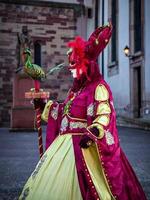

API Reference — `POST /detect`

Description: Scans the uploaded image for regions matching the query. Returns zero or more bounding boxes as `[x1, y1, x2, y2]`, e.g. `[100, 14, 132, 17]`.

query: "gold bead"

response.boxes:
[87, 140, 92, 146]
[95, 39, 99, 45]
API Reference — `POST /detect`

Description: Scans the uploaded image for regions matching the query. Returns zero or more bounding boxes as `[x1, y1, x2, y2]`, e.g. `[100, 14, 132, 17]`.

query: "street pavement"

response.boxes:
[0, 126, 150, 200]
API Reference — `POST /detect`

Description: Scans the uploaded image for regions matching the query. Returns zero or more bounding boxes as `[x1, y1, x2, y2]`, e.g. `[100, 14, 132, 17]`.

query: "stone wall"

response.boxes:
[0, 1, 84, 126]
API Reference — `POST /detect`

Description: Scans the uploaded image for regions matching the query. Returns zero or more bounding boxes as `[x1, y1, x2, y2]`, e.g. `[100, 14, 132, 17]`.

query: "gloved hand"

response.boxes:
[89, 126, 99, 137]
[79, 135, 93, 149]
[33, 98, 46, 111]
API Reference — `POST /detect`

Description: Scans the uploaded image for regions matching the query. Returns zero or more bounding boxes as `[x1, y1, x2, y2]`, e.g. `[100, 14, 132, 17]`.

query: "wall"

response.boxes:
[0, 1, 84, 126]
[144, 0, 150, 117]
[103, 0, 130, 116]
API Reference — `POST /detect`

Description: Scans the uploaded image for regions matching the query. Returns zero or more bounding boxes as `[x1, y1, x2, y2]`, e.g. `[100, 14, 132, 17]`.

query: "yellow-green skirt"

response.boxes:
[19, 134, 113, 200]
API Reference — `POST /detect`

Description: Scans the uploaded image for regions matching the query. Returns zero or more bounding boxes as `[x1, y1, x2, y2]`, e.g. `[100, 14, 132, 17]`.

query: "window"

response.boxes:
[34, 41, 41, 66]
[111, 0, 117, 62]
[108, 0, 118, 76]
[130, 0, 144, 56]
[134, 0, 142, 52]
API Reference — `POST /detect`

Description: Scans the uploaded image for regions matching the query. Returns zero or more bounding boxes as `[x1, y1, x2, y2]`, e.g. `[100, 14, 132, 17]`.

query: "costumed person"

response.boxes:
[19, 22, 147, 200]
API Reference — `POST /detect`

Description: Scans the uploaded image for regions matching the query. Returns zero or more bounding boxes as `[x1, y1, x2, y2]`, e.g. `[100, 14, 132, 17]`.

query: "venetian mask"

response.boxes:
[67, 36, 89, 80]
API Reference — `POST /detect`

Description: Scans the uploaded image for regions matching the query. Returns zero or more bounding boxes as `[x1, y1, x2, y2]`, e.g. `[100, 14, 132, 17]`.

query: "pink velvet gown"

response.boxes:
[19, 24, 147, 200]
[41, 77, 147, 200]
[19, 77, 147, 200]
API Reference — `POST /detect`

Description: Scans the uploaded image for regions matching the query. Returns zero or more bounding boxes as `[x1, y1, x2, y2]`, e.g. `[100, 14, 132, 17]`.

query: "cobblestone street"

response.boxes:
[0, 126, 150, 200]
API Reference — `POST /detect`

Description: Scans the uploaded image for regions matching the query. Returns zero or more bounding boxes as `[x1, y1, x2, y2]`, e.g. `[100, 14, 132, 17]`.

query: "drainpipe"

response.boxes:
[95, 0, 99, 28]
[101, 0, 104, 77]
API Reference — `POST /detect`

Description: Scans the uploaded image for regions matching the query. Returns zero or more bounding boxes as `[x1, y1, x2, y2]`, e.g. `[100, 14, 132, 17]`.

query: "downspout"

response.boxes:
[101, 0, 104, 77]
[95, 0, 99, 28]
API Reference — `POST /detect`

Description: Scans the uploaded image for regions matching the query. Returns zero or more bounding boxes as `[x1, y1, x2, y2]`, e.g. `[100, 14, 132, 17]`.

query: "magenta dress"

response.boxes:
[43, 77, 147, 200]
[19, 24, 147, 200]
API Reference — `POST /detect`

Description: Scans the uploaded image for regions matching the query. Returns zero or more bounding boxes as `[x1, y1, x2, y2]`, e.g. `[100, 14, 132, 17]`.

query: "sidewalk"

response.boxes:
[117, 115, 150, 131]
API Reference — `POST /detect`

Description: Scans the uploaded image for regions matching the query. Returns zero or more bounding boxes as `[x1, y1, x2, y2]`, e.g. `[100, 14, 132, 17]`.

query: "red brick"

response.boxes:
[0, 2, 77, 127]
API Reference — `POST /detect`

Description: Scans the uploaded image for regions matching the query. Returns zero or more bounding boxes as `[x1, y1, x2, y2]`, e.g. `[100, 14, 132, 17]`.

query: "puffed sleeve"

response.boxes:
[86, 84, 112, 140]
[42, 100, 65, 149]
[41, 100, 53, 122]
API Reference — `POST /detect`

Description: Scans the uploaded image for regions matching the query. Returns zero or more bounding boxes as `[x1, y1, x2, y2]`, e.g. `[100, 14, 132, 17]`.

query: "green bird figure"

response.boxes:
[16, 48, 65, 81]
[22, 48, 46, 81]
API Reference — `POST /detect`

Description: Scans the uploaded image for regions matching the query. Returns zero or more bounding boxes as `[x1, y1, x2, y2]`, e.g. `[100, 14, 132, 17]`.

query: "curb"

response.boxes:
[117, 116, 150, 131]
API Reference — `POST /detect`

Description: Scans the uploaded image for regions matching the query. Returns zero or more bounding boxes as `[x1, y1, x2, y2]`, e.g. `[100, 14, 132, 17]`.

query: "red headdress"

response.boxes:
[67, 22, 113, 80]
[67, 36, 90, 80]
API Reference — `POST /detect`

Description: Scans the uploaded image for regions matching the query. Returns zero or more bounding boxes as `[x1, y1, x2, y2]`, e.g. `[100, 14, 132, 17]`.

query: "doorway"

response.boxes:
[133, 66, 142, 117]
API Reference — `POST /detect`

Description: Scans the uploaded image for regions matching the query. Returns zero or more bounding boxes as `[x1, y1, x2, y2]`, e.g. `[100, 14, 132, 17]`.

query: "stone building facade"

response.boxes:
[1, 0, 149, 127]
[0, 0, 87, 127]
[97, 0, 150, 123]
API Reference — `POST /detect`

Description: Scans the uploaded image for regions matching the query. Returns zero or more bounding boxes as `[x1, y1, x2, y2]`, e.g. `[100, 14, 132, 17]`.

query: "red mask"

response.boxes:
[67, 22, 113, 80]
[67, 36, 90, 80]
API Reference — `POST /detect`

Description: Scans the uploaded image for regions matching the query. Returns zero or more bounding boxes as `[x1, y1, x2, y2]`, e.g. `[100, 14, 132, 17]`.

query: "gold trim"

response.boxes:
[66, 114, 87, 122]
[59, 132, 83, 136]
[96, 102, 111, 115]
[95, 84, 109, 101]
[41, 100, 53, 122]
[81, 143, 115, 199]
[93, 115, 110, 126]
[95, 144, 116, 200]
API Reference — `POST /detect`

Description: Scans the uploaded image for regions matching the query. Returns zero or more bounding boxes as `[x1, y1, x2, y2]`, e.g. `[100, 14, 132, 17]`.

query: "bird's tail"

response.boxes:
[15, 66, 23, 73]
[46, 62, 66, 76]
